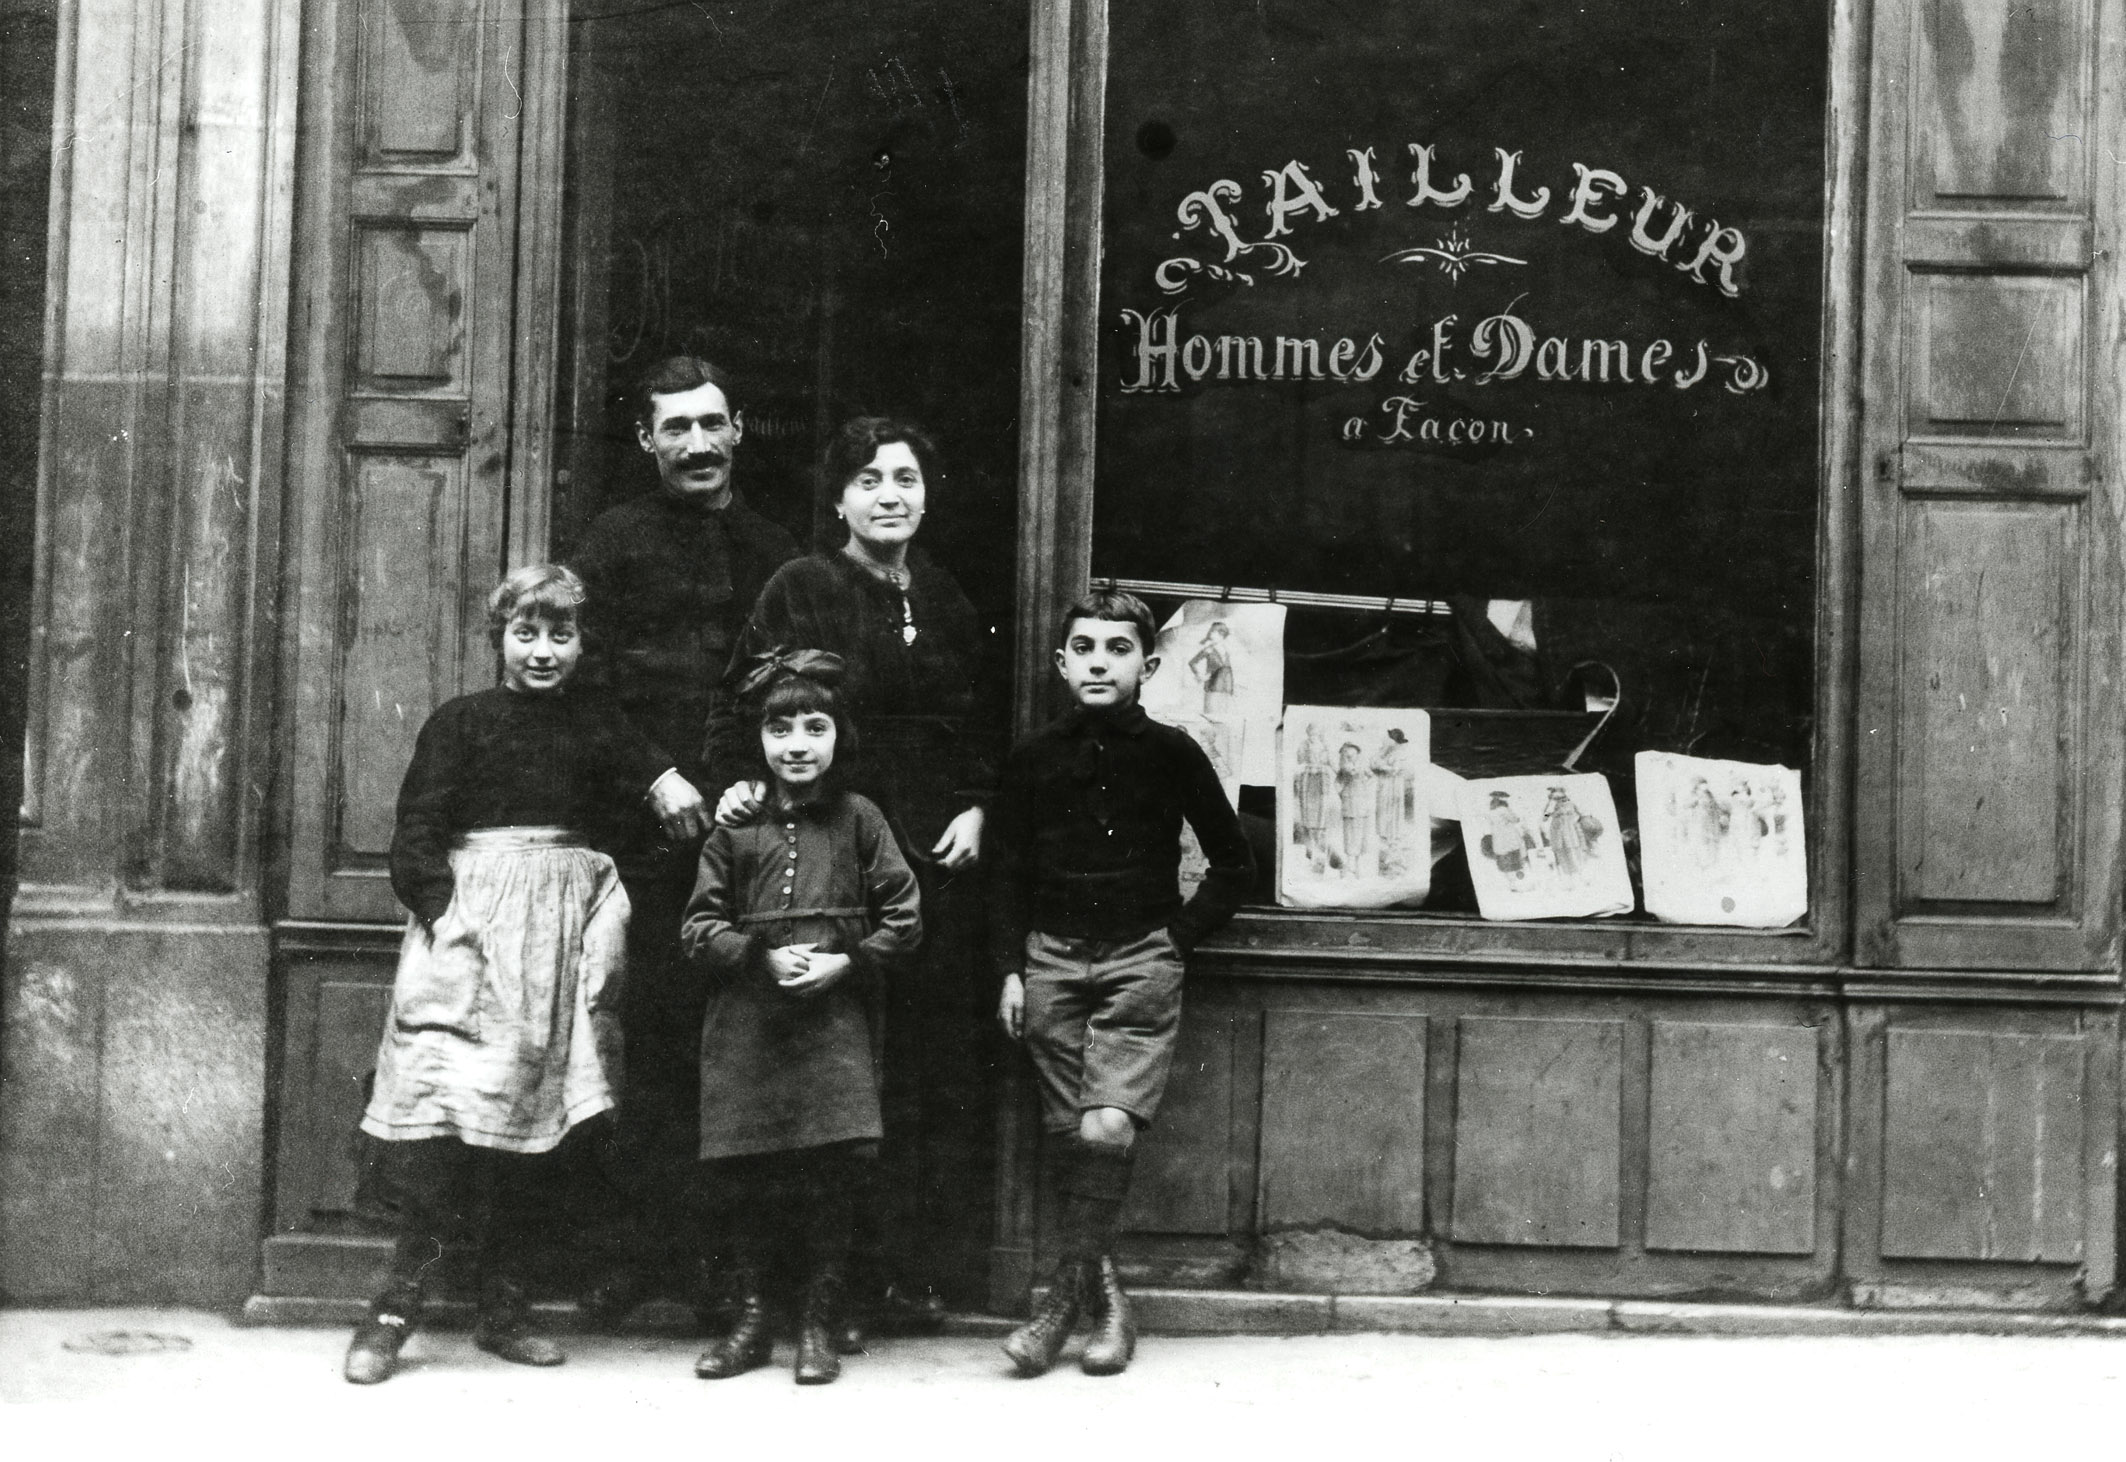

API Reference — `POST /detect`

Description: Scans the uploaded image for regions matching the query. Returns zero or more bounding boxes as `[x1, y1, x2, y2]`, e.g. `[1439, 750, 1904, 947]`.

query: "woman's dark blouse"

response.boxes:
[704, 549, 1002, 854]
[390, 687, 673, 926]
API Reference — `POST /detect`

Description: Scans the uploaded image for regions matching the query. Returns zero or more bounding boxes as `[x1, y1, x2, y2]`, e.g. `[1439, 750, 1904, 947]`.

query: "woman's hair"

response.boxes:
[486, 563, 585, 648]
[749, 670, 859, 777]
[816, 416, 942, 540]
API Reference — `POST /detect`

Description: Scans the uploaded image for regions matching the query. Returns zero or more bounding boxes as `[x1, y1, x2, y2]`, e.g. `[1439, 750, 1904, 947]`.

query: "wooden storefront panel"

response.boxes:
[270, 950, 394, 1236]
[1121, 1007, 1240, 1235]
[1450, 1016, 1622, 1249]
[1856, 0, 2124, 971]
[1897, 501, 2075, 906]
[283, 0, 534, 923]
[1645, 1020, 1817, 1255]
[1880, 1027, 2085, 1262]
[1258, 1012, 1427, 1234]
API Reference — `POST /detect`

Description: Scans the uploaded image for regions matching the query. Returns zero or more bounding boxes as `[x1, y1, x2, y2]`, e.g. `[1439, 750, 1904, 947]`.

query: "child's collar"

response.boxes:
[1065, 701, 1150, 736]
[769, 786, 841, 818]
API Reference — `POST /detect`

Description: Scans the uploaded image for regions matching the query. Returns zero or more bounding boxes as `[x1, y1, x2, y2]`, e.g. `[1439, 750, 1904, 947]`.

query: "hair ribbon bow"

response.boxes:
[732, 646, 846, 699]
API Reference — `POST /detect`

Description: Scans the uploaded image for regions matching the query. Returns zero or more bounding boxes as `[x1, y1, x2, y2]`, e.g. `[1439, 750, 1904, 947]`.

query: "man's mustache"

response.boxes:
[678, 452, 729, 469]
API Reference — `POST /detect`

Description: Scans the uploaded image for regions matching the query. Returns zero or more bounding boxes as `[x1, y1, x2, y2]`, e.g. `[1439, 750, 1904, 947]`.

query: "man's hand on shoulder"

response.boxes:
[648, 769, 711, 840]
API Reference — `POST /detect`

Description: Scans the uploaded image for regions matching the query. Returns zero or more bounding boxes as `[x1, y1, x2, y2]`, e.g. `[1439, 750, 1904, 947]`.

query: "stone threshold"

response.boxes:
[244, 1289, 2126, 1339]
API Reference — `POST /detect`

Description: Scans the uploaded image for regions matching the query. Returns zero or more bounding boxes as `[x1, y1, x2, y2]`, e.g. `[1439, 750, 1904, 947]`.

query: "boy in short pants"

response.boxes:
[990, 589, 1254, 1376]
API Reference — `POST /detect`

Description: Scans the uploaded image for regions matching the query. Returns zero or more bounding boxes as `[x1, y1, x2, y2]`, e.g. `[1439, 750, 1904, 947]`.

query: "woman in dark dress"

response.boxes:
[703, 416, 1002, 1328]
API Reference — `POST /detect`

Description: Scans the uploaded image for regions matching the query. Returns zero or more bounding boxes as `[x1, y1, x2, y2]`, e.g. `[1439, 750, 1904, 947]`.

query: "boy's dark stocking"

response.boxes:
[1059, 1135, 1138, 1376]
[1056, 1135, 1134, 1264]
[1002, 1136, 1096, 1377]
[695, 1155, 774, 1380]
[473, 1150, 565, 1367]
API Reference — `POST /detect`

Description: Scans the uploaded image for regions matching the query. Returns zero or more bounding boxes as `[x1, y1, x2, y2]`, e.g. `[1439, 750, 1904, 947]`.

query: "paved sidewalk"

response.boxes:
[6, 1305, 2125, 1459]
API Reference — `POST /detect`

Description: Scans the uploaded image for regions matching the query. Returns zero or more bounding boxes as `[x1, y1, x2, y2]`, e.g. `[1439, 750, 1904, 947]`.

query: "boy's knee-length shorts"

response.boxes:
[1021, 928, 1184, 1134]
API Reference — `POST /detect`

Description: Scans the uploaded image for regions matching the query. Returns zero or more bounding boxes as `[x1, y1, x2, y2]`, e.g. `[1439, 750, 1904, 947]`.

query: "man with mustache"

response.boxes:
[569, 355, 803, 1323]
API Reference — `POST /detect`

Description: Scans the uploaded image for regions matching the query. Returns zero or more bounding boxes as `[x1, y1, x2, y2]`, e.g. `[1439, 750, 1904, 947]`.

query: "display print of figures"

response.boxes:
[1142, 599, 1287, 786]
[1293, 722, 1333, 857]
[1371, 728, 1418, 877]
[1186, 621, 1239, 774]
[1636, 751, 1806, 927]
[1541, 785, 1602, 885]
[1459, 773, 1633, 920]
[1190, 620, 1236, 715]
[1277, 706, 1430, 909]
[1481, 790, 1536, 882]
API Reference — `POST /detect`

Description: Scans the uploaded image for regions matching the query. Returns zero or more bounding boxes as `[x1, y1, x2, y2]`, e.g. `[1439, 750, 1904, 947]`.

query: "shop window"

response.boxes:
[1092, 0, 1831, 935]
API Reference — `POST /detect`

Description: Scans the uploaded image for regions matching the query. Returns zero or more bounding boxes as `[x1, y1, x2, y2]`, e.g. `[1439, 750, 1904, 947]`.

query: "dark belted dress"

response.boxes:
[680, 791, 922, 1159]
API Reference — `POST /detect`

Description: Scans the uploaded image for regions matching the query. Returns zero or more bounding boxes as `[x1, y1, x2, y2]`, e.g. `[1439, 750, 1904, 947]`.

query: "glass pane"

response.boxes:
[1097, 0, 1828, 921]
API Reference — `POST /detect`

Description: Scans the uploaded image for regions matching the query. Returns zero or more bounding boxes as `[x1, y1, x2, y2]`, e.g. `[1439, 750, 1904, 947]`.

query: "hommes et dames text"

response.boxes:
[1116, 145, 1774, 447]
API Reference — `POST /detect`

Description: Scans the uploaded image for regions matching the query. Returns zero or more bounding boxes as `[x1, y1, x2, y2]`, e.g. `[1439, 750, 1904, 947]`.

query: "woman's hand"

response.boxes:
[765, 942, 816, 982]
[779, 949, 852, 1000]
[997, 973, 1025, 1041]
[715, 779, 768, 827]
[931, 806, 985, 870]
[648, 771, 711, 841]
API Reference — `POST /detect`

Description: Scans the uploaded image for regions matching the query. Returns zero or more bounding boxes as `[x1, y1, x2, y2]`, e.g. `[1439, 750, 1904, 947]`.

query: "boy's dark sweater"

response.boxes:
[987, 701, 1254, 978]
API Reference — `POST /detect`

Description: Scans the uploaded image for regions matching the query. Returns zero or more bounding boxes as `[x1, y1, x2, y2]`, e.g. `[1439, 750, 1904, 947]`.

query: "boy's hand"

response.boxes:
[779, 950, 851, 1000]
[997, 973, 1025, 1042]
[648, 770, 711, 841]
[765, 942, 816, 982]
[930, 806, 985, 870]
[715, 780, 768, 828]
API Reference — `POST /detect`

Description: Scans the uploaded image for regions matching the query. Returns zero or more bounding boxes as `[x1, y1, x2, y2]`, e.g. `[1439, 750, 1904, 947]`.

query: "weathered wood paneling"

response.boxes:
[362, 0, 474, 161]
[310, 979, 394, 1218]
[1450, 1016, 1622, 1249]
[1856, 0, 2121, 971]
[354, 227, 468, 387]
[1914, 0, 2086, 206]
[1645, 1020, 1817, 1255]
[1121, 1006, 1234, 1235]
[1899, 501, 2071, 905]
[284, 0, 526, 922]
[1259, 1011, 1426, 1234]
[1908, 275, 2082, 438]
[334, 458, 459, 861]
[1881, 1027, 2084, 1262]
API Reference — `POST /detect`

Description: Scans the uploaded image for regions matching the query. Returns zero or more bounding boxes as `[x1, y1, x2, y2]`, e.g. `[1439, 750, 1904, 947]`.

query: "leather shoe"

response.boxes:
[1001, 1260, 1083, 1377]
[473, 1318, 566, 1367]
[342, 1311, 413, 1385]
[1079, 1255, 1135, 1376]
[696, 1269, 772, 1379]
[794, 1267, 844, 1385]
[474, 1276, 564, 1366]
